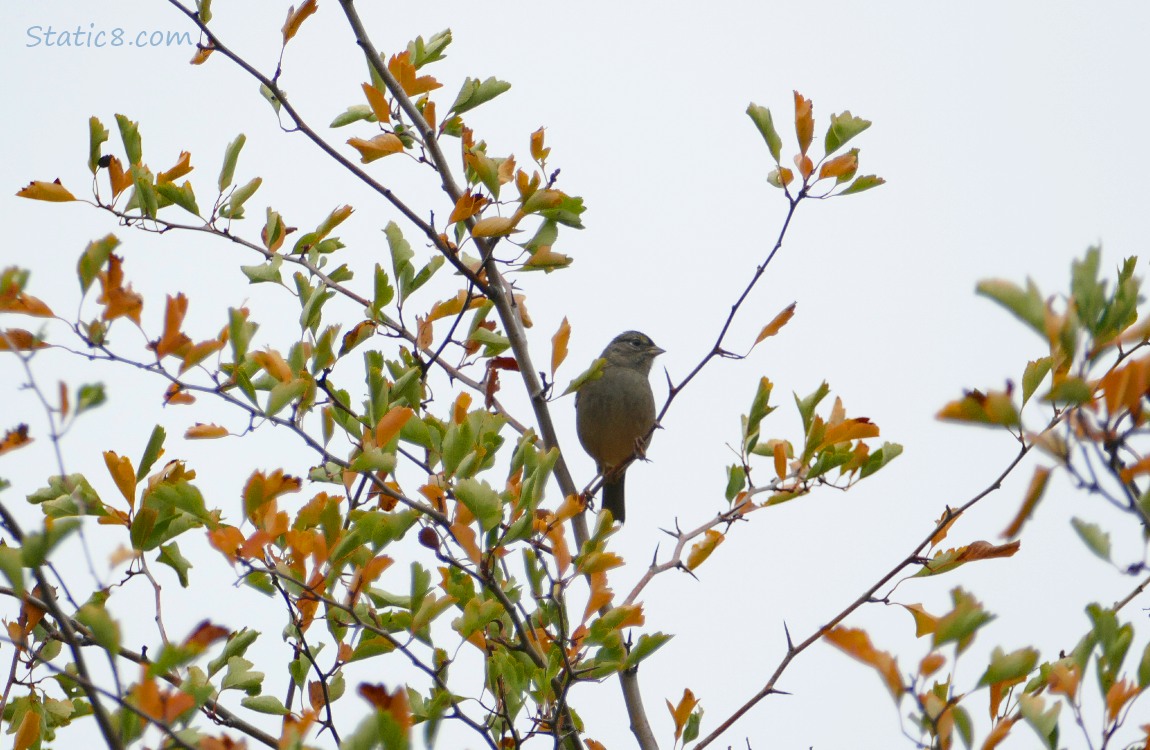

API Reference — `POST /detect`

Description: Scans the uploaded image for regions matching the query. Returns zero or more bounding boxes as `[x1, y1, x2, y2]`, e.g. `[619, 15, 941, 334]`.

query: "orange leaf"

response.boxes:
[824, 626, 903, 700]
[551, 317, 570, 376]
[107, 156, 132, 198]
[190, 45, 214, 65]
[794, 91, 814, 156]
[153, 293, 192, 359]
[0, 288, 54, 318]
[387, 51, 441, 95]
[183, 621, 230, 651]
[207, 525, 244, 562]
[16, 179, 76, 202]
[919, 652, 945, 677]
[103, 451, 137, 507]
[374, 406, 414, 447]
[1001, 466, 1050, 538]
[96, 254, 143, 323]
[819, 417, 879, 449]
[931, 508, 961, 546]
[357, 683, 413, 731]
[0, 329, 46, 351]
[347, 134, 405, 163]
[282, 0, 318, 43]
[754, 302, 796, 346]
[448, 192, 487, 224]
[361, 82, 391, 124]
[0, 424, 32, 455]
[772, 442, 787, 480]
[1105, 678, 1140, 722]
[164, 383, 196, 405]
[178, 338, 225, 374]
[794, 153, 814, 181]
[185, 423, 229, 439]
[818, 151, 858, 181]
[157, 151, 193, 183]
[452, 392, 471, 425]
[981, 717, 1017, 750]
[582, 571, 613, 623]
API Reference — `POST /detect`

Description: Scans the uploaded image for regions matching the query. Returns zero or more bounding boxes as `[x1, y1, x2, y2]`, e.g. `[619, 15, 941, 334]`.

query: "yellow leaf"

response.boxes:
[550, 317, 570, 376]
[819, 418, 879, 449]
[16, 179, 76, 202]
[470, 214, 521, 238]
[524, 248, 572, 271]
[281, 0, 318, 43]
[157, 151, 193, 183]
[772, 442, 787, 480]
[190, 45, 214, 65]
[754, 302, 796, 345]
[686, 529, 724, 570]
[103, 451, 137, 507]
[361, 82, 391, 124]
[530, 127, 550, 163]
[666, 689, 699, 742]
[185, 423, 229, 439]
[347, 134, 405, 163]
[899, 603, 939, 637]
[251, 349, 293, 382]
[107, 156, 132, 198]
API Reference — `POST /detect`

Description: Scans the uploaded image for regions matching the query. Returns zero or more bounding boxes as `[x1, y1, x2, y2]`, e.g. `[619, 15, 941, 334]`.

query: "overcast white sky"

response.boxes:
[3, 2, 1150, 748]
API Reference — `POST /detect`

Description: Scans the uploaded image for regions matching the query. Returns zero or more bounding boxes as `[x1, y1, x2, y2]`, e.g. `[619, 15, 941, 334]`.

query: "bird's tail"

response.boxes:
[601, 474, 625, 524]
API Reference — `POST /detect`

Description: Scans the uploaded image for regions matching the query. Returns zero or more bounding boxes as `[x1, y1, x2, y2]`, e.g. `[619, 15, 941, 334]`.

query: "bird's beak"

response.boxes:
[651, 345, 666, 357]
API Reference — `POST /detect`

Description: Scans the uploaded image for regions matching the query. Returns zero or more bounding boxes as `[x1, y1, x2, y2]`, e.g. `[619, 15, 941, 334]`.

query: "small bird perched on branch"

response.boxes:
[575, 331, 664, 523]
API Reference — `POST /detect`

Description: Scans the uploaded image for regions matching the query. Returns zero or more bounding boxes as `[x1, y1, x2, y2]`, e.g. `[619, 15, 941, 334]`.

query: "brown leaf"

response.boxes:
[374, 406, 414, 447]
[153, 293, 192, 359]
[824, 626, 902, 700]
[157, 151, 193, 183]
[0, 288, 54, 317]
[107, 156, 132, 198]
[190, 45, 214, 65]
[0, 329, 46, 351]
[1001, 466, 1050, 538]
[96, 254, 143, 323]
[448, 192, 487, 224]
[183, 621, 230, 651]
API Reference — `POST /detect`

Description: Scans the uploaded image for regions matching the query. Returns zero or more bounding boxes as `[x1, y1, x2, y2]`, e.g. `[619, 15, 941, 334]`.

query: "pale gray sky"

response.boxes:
[3, 2, 1150, 748]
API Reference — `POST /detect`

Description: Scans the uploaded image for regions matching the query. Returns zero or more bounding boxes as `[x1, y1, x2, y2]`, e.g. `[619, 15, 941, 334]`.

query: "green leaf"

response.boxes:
[1070, 517, 1111, 562]
[1018, 694, 1060, 750]
[266, 379, 308, 417]
[221, 656, 265, 695]
[746, 103, 782, 163]
[932, 588, 994, 654]
[130, 165, 158, 219]
[1070, 246, 1105, 332]
[0, 545, 25, 597]
[449, 76, 511, 115]
[824, 111, 872, 155]
[76, 383, 106, 415]
[453, 478, 502, 533]
[623, 632, 672, 670]
[839, 174, 885, 195]
[157, 542, 192, 587]
[136, 425, 166, 478]
[218, 134, 246, 192]
[330, 104, 377, 128]
[241, 256, 283, 284]
[372, 264, 395, 314]
[259, 83, 282, 114]
[115, 114, 143, 165]
[976, 278, 1046, 337]
[77, 234, 120, 294]
[207, 629, 260, 677]
[794, 381, 830, 434]
[859, 441, 902, 479]
[978, 646, 1039, 687]
[407, 29, 452, 67]
[241, 695, 289, 715]
[155, 181, 200, 217]
[88, 116, 109, 174]
[1021, 357, 1052, 406]
[220, 177, 262, 220]
[724, 464, 746, 501]
[385, 221, 415, 302]
[77, 602, 121, 652]
[196, 0, 213, 22]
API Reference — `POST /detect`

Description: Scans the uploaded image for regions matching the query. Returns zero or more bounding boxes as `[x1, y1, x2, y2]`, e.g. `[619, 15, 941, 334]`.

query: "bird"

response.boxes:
[575, 331, 664, 523]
